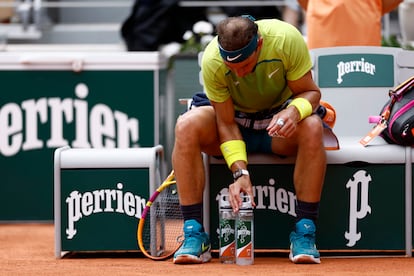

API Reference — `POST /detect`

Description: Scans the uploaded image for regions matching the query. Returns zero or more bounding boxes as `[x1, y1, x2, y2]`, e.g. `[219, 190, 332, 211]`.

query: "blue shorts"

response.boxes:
[239, 127, 273, 153]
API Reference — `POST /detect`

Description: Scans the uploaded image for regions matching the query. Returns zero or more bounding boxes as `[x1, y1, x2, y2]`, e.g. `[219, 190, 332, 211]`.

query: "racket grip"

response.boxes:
[369, 116, 381, 124]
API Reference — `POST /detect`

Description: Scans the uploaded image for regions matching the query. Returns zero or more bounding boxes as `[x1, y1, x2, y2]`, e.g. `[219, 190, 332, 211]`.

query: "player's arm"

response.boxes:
[211, 97, 241, 144]
[267, 71, 320, 138]
[287, 70, 321, 117]
[211, 98, 255, 211]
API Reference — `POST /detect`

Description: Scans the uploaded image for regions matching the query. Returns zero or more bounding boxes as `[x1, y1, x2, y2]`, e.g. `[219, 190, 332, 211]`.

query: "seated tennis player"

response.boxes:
[172, 15, 326, 264]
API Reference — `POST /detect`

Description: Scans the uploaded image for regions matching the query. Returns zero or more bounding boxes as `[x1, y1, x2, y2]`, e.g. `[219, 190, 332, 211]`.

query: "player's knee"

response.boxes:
[299, 115, 324, 140]
[175, 113, 195, 138]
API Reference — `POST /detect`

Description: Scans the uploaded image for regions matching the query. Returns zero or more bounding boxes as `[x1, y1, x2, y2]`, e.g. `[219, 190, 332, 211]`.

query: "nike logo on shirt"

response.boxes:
[268, 68, 280, 78]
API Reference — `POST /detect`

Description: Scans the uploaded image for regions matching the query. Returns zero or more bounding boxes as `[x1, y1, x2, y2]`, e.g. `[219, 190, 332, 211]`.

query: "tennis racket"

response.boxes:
[137, 170, 184, 260]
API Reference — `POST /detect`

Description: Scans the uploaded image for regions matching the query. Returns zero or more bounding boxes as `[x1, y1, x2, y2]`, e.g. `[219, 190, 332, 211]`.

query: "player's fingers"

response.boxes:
[268, 117, 288, 137]
[278, 123, 296, 138]
[229, 183, 241, 212]
[243, 186, 256, 207]
[248, 193, 256, 207]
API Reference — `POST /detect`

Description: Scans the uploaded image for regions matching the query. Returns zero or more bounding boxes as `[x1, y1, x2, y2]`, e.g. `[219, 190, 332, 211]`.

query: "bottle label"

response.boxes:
[236, 220, 252, 258]
[219, 218, 235, 258]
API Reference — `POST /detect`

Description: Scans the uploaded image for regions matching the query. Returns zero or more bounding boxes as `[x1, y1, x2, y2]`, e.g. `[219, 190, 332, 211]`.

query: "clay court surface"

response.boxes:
[1, 223, 414, 275]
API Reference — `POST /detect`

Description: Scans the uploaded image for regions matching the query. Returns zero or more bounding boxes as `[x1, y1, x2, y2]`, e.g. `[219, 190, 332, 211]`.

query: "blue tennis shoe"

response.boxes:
[173, 219, 212, 264]
[289, 218, 321, 264]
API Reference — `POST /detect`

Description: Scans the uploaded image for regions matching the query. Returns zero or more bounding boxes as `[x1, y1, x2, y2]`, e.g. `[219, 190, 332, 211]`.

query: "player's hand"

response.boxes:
[228, 176, 255, 212]
[266, 109, 298, 138]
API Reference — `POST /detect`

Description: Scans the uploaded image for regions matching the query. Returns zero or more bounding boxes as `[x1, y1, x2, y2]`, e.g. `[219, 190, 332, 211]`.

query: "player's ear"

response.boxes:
[257, 36, 263, 50]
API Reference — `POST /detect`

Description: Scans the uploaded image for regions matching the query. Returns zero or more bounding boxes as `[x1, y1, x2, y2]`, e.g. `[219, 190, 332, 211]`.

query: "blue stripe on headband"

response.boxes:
[219, 33, 258, 63]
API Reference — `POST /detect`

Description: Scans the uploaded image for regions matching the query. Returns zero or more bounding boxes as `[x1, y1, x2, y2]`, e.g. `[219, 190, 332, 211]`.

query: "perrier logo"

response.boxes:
[220, 220, 235, 243]
[336, 58, 375, 84]
[237, 221, 251, 245]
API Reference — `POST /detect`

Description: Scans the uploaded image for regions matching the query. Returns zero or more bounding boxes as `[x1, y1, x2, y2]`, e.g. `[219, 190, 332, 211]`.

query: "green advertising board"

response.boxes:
[60, 168, 149, 252]
[54, 146, 163, 256]
[0, 52, 170, 221]
[209, 159, 405, 253]
[317, 54, 394, 88]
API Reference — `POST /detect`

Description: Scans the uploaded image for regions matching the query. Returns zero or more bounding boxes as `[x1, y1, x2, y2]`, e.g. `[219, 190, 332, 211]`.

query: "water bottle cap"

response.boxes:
[219, 193, 231, 209]
[240, 194, 253, 210]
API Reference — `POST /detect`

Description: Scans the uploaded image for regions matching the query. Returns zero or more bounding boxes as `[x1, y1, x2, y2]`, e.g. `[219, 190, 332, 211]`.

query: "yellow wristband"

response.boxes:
[288, 98, 313, 121]
[220, 140, 247, 169]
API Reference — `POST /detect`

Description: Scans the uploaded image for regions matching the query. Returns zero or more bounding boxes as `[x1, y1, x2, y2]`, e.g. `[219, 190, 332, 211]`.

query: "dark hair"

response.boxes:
[217, 16, 258, 51]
